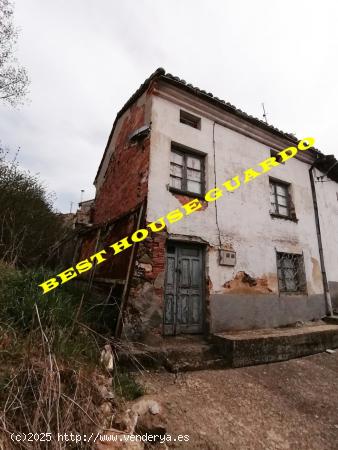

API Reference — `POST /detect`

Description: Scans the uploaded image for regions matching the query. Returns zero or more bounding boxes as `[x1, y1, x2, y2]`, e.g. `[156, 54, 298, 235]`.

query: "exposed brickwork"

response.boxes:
[93, 100, 150, 225]
[172, 192, 209, 210]
[77, 86, 169, 340]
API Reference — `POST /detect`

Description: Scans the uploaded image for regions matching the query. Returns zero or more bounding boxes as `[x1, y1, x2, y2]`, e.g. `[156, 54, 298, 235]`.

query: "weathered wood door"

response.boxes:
[164, 243, 204, 335]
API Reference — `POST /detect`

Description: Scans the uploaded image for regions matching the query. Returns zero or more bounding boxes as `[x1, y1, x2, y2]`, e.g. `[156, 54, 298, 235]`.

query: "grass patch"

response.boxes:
[114, 371, 145, 400]
[0, 263, 111, 365]
[0, 262, 147, 448]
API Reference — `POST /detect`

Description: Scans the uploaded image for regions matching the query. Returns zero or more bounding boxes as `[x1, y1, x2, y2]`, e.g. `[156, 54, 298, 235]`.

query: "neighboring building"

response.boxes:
[79, 68, 338, 341]
[58, 199, 94, 229]
[74, 199, 94, 227]
[58, 212, 76, 228]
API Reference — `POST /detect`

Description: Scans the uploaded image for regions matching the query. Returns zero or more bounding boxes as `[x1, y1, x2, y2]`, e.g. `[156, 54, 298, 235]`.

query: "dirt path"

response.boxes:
[137, 352, 338, 450]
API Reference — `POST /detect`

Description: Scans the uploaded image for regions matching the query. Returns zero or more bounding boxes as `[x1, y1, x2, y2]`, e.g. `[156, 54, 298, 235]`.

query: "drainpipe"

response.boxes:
[309, 163, 333, 316]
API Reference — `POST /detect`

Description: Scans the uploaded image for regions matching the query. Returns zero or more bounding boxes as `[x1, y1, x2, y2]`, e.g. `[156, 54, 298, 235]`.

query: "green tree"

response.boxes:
[0, 146, 67, 266]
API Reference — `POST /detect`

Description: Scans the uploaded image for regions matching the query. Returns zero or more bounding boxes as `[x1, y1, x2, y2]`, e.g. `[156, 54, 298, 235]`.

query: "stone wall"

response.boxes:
[123, 229, 167, 343]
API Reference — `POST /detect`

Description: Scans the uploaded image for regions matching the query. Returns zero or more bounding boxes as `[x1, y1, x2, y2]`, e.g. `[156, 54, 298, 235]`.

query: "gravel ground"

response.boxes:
[137, 352, 338, 450]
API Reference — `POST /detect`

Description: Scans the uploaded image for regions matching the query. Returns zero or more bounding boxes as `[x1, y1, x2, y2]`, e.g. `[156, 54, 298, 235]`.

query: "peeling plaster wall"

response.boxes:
[314, 168, 338, 310]
[146, 91, 327, 331]
[123, 230, 167, 342]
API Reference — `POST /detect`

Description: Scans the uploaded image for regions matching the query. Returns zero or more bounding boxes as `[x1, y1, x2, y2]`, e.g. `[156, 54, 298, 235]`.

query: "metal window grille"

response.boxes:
[170, 148, 204, 195]
[270, 180, 290, 217]
[276, 252, 306, 294]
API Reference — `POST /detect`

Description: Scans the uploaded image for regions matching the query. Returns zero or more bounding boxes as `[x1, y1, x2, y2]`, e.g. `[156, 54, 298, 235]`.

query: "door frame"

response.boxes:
[163, 239, 206, 336]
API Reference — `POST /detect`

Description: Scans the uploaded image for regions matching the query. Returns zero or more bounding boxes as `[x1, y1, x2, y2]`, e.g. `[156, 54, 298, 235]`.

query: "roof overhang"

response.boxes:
[94, 68, 335, 184]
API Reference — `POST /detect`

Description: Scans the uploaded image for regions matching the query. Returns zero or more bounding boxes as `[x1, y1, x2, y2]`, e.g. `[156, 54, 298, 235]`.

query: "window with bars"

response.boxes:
[276, 252, 306, 294]
[269, 179, 290, 217]
[170, 147, 204, 195]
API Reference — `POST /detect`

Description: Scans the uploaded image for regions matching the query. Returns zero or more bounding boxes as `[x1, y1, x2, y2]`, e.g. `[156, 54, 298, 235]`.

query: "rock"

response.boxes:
[95, 432, 144, 449]
[138, 263, 152, 273]
[130, 398, 162, 417]
[130, 397, 166, 437]
[149, 403, 160, 415]
[92, 374, 115, 407]
[154, 272, 165, 289]
[100, 402, 112, 415]
[98, 384, 115, 400]
[135, 413, 166, 440]
[139, 253, 152, 264]
[111, 397, 166, 447]
[114, 408, 138, 433]
[100, 345, 114, 370]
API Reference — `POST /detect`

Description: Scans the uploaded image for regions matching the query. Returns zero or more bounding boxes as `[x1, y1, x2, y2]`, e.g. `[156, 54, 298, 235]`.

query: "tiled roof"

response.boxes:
[160, 68, 299, 143]
[95, 68, 331, 183]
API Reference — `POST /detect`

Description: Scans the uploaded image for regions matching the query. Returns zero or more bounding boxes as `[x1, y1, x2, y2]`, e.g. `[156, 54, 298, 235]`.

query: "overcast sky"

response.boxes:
[1, 0, 337, 212]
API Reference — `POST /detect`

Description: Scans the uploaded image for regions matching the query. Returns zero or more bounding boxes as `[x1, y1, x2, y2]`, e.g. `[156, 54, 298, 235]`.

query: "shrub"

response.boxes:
[114, 371, 145, 400]
[0, 264, 103, 363]
[0, 146, 68, 267]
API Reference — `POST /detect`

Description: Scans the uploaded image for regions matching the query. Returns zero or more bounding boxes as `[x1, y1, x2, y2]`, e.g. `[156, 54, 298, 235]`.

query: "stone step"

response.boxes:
[323, 315, 338, 325]
[117, 336, 227, 372]
[212, 323, 338, 368]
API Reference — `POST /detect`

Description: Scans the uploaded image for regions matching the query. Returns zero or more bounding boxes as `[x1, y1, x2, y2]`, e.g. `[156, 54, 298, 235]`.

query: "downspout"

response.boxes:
[309, 163, 333, 316]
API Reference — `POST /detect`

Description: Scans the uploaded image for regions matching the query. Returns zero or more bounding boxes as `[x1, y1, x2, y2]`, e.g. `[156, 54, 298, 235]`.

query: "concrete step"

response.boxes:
[118, 336, 227, 372]
[212, 323, 338, 368]
[323, 315, 338, 325]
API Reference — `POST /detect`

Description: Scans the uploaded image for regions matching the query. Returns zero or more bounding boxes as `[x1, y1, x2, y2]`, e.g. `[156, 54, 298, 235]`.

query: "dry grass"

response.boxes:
[0, 264, 150, 449]
[0, 330, 147, 449]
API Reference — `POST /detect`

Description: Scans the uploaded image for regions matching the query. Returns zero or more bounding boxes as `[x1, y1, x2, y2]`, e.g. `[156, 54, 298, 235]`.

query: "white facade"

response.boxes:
[146, 82, 337, 331]
[315, 168, 338, 310]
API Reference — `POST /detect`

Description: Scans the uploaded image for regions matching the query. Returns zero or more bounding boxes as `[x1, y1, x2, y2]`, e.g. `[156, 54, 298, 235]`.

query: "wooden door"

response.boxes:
[164, 243, 204, 335]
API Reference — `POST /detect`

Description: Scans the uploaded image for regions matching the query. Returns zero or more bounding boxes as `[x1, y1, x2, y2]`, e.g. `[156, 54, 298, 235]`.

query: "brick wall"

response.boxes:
[93, 100, 150, 225]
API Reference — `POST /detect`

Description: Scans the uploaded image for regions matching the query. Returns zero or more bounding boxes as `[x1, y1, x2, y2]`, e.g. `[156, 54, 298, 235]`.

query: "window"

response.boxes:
[276, 252, 306, 294]
[269, 179, 290, 217]
[180, 110, 201, 129]
[170, 147, 204, 195]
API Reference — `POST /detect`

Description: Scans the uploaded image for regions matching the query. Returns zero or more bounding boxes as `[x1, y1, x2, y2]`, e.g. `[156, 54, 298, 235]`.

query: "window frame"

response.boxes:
[179, 110, 201, 130]
[169, 144, 205, 198]
[269, 177, 291, 219]
[276, 251, 307, 295]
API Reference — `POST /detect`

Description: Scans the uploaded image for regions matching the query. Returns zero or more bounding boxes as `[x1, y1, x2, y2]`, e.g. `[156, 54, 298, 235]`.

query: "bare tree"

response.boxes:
[0, 0, 29, 106]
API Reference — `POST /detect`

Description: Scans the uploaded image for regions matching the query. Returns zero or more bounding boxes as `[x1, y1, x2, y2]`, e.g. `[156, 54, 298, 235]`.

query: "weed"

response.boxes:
[114, 371, 145, 401]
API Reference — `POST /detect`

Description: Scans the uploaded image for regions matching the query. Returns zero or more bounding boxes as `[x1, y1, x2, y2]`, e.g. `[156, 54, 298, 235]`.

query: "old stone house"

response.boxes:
[78, 68, 338, 342]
